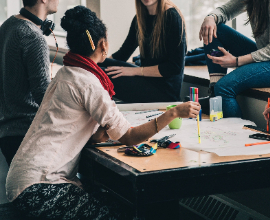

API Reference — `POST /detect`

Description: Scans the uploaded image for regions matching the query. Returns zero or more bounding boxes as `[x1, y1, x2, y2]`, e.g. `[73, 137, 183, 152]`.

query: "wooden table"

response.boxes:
[79, 145, 270, 219]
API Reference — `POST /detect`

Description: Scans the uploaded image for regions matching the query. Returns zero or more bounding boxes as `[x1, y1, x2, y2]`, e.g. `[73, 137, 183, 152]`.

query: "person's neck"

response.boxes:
[146, 2, 158, 15]
[89, 54, 100, 64]
[25, 6, 47, 21]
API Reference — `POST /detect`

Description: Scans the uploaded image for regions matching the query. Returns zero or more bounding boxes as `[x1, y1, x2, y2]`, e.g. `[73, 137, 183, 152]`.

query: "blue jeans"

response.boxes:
[204, 23, 270, 117]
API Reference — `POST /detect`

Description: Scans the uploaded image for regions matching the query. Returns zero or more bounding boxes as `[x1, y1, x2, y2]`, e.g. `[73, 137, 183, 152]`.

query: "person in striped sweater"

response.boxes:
[0, 0, 59, 166]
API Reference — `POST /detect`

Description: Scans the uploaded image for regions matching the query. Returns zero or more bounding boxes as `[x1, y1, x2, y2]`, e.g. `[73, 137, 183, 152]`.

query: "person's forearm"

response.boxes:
[138, 65, 162, 77]
[118, 102, 201, 145]
[119, 109, 176, 145]
[238, 54, 255, 67]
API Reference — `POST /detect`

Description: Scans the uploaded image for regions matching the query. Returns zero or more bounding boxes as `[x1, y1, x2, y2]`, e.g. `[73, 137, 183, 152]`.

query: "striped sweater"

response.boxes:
[0, 16, 50, 138]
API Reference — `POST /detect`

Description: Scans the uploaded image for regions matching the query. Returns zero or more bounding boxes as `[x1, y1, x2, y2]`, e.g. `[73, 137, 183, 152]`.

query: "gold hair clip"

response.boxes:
[86, 30, 95, 51]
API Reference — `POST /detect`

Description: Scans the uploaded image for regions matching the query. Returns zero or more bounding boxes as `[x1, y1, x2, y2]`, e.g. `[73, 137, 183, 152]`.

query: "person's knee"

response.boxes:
[214, 79, 235, 98]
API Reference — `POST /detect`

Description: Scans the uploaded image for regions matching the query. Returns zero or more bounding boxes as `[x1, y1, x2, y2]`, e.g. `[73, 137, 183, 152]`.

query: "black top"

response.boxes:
[112, 8, 186, 101]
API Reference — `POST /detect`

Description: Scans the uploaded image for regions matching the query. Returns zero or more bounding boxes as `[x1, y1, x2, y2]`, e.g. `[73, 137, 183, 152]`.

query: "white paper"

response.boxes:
[121, 110, 270, 156]
[117, 102, 182, 111]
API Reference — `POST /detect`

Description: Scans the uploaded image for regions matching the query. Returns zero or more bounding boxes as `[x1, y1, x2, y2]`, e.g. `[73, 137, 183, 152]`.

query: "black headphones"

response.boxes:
[19, 8, 55, 36]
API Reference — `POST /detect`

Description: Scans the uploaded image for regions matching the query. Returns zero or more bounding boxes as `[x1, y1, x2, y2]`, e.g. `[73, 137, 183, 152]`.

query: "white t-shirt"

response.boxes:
[6, 66, 131, 202]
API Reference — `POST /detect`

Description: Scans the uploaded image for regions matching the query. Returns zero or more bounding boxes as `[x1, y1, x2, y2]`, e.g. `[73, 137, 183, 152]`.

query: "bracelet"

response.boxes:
[155, 118, 159, 133]
[141, 67, 144, 76]
[236, 57, 239, 67]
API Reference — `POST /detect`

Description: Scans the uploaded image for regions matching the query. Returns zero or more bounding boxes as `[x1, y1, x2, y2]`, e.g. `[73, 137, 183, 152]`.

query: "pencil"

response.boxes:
[267, 98, 270, 133]
[245, 141, 270, 147]
[197, 115, 201, 143]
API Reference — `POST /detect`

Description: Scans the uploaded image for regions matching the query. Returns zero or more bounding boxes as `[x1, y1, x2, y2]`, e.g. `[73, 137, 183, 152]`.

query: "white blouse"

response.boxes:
[6, 66, 131, 202]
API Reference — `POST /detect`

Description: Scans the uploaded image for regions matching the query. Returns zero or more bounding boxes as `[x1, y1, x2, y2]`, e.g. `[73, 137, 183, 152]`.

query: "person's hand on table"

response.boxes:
[175, 101, 201, 118]
[207, 47, 237, 68]
[263, 105, 270, 121]
[105, 66, 139, 78]
[89, 125, 109, 143]
[199, 15, 217, 45]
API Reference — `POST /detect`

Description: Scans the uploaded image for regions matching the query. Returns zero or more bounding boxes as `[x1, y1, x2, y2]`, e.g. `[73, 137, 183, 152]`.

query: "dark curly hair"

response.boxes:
[23, 0, 38, 7]
[61, 6, 107, 56]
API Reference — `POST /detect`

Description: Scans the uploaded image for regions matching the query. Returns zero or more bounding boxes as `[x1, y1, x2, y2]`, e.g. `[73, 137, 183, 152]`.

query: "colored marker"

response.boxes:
[195, 88, 201, 143]
[245, 141, 270, 147]
[267, 98, 270, 133]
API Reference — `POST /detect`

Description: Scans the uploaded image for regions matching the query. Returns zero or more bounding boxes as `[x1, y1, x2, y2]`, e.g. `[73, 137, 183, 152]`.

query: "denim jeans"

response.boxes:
[204, 23, 270, 117]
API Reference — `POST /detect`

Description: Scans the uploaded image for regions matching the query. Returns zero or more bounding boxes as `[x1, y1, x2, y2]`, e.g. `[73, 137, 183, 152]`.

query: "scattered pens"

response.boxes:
[245, 141, 270, 147]
[146, 112, 163, 118]
[135, 109, 159, 114]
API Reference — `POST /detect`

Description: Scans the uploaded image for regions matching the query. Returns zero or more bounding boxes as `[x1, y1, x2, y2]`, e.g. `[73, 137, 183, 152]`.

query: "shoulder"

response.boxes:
[57, 66, 105, 92]
[11, 17, 46, 45]
[164, 8, 183, 31]
[131, 15, 137, 27]
[165, 7, 182, 22]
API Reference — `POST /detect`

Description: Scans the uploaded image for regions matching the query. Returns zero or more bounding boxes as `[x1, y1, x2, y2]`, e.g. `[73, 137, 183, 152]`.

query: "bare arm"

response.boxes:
[207, 47, 255, 68]
[119, 101, 201, 146]
[106, 65, 162, 78]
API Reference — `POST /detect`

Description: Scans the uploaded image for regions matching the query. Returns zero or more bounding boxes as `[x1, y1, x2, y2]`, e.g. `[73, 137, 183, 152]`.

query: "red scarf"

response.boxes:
[63, 51, 115, 99]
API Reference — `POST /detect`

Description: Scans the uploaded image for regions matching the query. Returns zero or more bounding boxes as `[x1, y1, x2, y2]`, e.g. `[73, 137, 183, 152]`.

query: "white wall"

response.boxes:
[100, 0, 140, 59]
[236, 12, 253, 40]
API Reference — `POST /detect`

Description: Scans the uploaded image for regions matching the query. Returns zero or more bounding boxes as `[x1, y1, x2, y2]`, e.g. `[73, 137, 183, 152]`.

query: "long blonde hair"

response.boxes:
[135, 0, 186, 58]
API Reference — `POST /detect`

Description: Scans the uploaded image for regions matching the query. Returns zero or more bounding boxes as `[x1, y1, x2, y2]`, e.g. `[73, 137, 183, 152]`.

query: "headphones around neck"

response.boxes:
[19, 8, 55, 36]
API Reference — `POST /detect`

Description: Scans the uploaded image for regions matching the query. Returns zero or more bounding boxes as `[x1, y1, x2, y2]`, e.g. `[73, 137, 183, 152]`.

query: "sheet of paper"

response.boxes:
[121, 111, 270, 156]
[117, 102, 182, 111]
[121, 110, 164, 127]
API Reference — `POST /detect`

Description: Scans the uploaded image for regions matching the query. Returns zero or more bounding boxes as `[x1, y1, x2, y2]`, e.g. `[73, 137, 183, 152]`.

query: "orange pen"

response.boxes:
[245, 141, 270, 147]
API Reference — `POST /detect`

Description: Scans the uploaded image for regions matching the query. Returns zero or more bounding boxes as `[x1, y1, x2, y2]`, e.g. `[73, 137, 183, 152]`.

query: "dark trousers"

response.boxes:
[0, 136, 24, 166]
[98, 58, 174, 103]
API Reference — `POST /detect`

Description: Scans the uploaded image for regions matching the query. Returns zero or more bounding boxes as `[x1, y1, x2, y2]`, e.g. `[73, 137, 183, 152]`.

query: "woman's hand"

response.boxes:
[175, 101, 201, 118]
[263, 105, 270, 121]
[105, 66, 139, 79]
[207, 47, 237, 68]
[199, 16, 217, 45]
[89, 125, 109, 143]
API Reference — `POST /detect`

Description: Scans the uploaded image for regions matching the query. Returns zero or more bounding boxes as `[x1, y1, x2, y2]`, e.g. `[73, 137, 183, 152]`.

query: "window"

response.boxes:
[174, 0, 229, 50]
[0, 0, 86, 35]
[0, 1, 7, 23]
[51, 0, 86, 36]
[0, 0, 21, 24]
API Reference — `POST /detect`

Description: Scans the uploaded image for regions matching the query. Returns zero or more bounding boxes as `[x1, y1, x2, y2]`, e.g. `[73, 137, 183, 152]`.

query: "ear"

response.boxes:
[98, 38, 106, 51]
